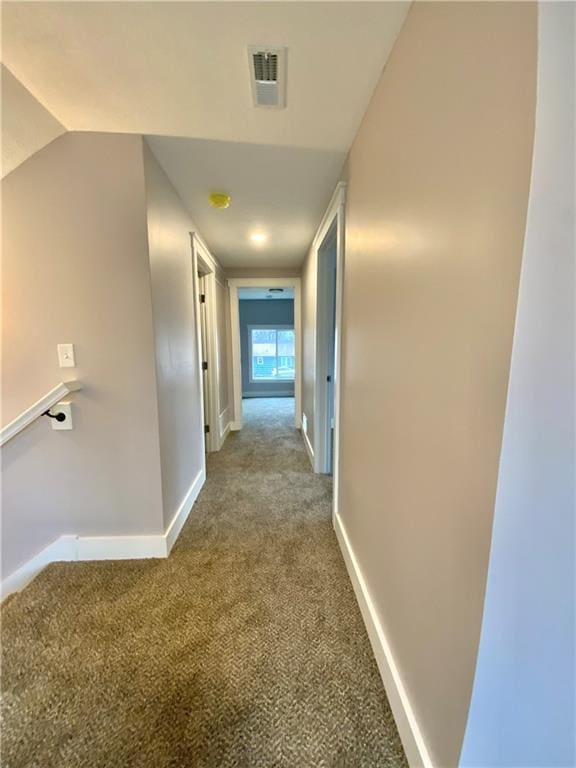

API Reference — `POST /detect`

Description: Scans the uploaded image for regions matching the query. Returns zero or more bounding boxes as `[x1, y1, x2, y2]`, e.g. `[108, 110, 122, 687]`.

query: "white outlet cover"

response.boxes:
[58, 343, 75, 368]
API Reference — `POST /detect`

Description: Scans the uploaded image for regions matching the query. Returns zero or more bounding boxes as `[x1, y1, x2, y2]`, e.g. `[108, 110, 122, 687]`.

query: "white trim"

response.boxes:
[164, 466, 206, 552]
[313, 182, 346, 481]
[302, 426, 315, 468]
[214, 273, 232, 452]
[334, 512, 434, 768]
[1, 380, 82, 447]
[332, 183, 345, 525]
[192, 229, 220, 276]
[0, 535, 78, 600]
[191, 233, 229, 454]
[229, 283, 243, 428]
[314, 221, 337, 472]
[2, 469, 206, 601]
[228, 277, 302, 431]
[191, 233, 209, 473]
[77, 535, 166, 561]
[230, 420, 242, 431]
[217, 405, 231, 450]
[204, 271, 220, 452]
[219, 419, 231, 445]
[312, 181, 347, 257]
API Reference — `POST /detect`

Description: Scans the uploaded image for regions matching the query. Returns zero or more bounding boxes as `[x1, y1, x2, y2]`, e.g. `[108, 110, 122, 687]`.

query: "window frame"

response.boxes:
[248, 324, 295, 384]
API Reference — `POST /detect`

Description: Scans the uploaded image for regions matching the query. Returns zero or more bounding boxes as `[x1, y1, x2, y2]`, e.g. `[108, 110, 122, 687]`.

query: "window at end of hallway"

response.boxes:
[249, 326, 295, 382]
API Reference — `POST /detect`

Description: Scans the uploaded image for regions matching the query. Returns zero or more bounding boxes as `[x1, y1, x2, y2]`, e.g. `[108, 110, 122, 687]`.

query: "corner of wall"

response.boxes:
[1, 64, 67, 178]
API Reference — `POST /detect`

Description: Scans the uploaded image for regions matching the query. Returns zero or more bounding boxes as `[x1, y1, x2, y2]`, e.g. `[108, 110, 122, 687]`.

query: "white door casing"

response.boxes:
[228, 277, 302, 431]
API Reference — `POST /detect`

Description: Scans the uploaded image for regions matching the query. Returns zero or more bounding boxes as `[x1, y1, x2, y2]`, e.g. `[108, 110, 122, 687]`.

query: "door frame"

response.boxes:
[313, 182, 346, 483]
[228, 277, 302, 431]
[191, 232, 220, 453]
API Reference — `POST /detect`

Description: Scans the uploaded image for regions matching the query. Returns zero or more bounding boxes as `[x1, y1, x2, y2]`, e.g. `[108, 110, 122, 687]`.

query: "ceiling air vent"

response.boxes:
[248, 46, 287, 109]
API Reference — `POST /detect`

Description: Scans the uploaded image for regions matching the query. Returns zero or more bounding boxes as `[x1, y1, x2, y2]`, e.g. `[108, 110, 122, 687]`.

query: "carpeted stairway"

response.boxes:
[1, 398, 407, 768]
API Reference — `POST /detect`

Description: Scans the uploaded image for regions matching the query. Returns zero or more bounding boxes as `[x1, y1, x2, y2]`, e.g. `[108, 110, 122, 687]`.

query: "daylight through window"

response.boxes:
[250, 327, 295, 381]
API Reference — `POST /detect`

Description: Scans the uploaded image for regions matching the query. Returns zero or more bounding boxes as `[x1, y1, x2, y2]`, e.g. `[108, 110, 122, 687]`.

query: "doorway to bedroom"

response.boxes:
[228, 278, 302, 432]
[238, 287, 295, 425]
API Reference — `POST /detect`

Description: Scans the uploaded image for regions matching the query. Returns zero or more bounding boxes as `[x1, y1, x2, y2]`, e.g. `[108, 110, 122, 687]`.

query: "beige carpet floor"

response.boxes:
[1, 398, 407, 768]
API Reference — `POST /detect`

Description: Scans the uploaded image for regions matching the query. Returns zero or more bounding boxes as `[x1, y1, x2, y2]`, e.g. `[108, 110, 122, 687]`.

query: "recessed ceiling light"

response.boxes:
[250, 232, 268, 244]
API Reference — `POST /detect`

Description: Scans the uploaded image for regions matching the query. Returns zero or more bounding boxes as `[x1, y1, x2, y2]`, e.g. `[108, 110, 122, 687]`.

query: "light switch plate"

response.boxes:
[58, 343, 75, 368]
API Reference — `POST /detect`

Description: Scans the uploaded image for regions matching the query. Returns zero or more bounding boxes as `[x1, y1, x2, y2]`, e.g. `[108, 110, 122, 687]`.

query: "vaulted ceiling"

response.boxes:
[2, 1, 410, 266]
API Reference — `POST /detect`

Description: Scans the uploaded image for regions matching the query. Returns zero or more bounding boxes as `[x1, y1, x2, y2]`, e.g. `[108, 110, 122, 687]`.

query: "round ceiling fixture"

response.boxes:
[209, 192, 231, 209]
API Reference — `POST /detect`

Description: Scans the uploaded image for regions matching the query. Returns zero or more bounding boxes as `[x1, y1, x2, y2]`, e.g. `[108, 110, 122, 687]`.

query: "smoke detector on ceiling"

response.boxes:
[248, 46, 287, 109]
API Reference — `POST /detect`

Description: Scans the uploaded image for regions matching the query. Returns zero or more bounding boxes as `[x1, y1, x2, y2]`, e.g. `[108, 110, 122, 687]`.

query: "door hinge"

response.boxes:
[200, 294, 206, 303]
[202, 361, 208, 371]
[327, 375, 332, 382]
[204, 424, 210, 434]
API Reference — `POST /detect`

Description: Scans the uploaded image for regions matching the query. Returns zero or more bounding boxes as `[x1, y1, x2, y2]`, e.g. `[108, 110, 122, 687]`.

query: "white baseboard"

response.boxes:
[302, 427, 315, 469]
[165, 467, 205, 552]
[230, 420, 242, 431]
[1, 535, 78, 600]
[77, 534, 167, 561]
[333, 512, 434, 768]
[1, 468, 206, 602]
[221, 421, 231, 442]
[217, 407, 231, 451]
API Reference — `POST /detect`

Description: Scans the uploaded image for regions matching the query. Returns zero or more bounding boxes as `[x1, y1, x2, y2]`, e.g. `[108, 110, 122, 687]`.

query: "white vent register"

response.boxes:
[248, 46, 287, 109]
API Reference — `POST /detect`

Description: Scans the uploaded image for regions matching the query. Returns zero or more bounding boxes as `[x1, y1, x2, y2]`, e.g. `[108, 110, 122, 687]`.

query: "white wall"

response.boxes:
[215, 274, 233, 437]
[1, 132, 165, 580]
[142, 142, 205, 529]
[460, 4, 575, 765]
[1, 64, 65, 178]
[1, 130, 231, 585]
[333, 3, 537, 765]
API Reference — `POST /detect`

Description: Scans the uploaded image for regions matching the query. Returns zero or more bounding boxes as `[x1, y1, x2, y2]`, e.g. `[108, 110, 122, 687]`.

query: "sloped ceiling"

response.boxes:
[2, 1, 410, 265]
[1, 64, 65, 178]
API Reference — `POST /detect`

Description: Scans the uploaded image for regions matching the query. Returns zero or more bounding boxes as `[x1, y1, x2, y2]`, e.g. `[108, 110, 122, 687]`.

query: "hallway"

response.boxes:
[1, 398, 406, 768]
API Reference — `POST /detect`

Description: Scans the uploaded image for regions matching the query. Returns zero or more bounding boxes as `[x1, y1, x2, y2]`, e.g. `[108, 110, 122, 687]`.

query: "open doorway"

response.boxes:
[312, 182, 345, 480]
[316, 222, 338, 472]
[191, 233, 233, 455]
[228, 278, 302, 431]
[237, 287, 295, 426]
